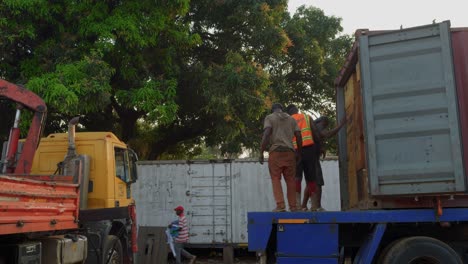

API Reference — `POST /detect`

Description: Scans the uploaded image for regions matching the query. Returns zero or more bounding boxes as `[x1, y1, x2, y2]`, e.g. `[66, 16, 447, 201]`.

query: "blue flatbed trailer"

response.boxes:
[248, 209, 468, 264]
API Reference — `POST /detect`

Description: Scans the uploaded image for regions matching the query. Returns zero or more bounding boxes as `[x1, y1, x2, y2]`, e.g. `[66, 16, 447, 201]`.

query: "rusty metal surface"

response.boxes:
[0, 174, 79, 235]
[0, 79, 47, 174]
[0, 80, 46, 112]
[452, 30, 468, 184]
[378, 195, 468, 209]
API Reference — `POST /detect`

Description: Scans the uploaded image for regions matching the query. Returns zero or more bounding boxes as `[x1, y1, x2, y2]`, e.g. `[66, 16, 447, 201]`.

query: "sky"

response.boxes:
[288, 0, 468, 36]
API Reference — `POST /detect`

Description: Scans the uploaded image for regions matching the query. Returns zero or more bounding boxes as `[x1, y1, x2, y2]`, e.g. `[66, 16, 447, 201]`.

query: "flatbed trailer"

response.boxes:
[248, 209, 468, 263]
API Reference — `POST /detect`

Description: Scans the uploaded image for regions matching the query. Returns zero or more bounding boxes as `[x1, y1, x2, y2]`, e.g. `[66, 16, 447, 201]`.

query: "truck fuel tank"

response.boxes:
[39, 235, 87, 264]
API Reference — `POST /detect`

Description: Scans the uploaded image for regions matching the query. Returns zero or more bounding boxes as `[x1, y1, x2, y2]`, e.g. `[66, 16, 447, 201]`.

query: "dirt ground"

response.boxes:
[167, 248, 257, 264]
[194, 257, 257, 264]
[168, 256, 257, 264]
[169, 257, 257, 264]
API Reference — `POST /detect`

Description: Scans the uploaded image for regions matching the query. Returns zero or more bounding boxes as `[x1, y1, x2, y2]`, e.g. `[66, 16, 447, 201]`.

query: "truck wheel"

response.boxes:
[379, 236, 462, 264]
[376, 237, 406, 263]
[103, 235, 123, 264]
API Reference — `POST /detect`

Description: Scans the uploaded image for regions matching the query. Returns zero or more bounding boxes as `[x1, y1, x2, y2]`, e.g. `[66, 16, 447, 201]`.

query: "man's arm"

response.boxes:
[259, 127, 272, 164]
[321, 117, 347, 139]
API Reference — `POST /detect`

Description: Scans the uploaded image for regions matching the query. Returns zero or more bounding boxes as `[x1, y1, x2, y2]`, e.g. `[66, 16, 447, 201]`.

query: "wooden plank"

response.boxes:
[136, 227, 153, 264]
[357, 169, 369, 201]
[356, 62, 361, 82]
[353, 63, 370, 207]
[345, 74, 355, 110]
[337, 85, 350, 210]
[144, 238, 154, 264]
[154, 228, 169, 264]
[223, 245, 234, 264]
[345, 73, 359, 209]
[343, 66, 370, 210]
[354, 72, 366, 172]
[347, 135, 358, 208]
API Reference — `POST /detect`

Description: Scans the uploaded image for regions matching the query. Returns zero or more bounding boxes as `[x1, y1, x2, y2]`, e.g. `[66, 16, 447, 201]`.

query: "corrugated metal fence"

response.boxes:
[133, 158, 339, 245]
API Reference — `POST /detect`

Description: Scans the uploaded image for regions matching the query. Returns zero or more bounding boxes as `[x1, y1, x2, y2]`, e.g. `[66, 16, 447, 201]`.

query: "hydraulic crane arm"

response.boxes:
[0, 79, 47, 174]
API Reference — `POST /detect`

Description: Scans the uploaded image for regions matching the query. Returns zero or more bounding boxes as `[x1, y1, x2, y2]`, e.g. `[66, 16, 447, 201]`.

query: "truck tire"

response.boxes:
[379, 236, 462, 264]
[103, 235, 123, 264]
[376, 237, 407, 264]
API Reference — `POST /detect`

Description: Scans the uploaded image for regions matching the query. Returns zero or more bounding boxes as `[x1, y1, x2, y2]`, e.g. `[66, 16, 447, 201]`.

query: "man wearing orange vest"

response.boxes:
[300, 116, 347, 211]
[286, 104, 320, 211]
[260, 103, 302, 212]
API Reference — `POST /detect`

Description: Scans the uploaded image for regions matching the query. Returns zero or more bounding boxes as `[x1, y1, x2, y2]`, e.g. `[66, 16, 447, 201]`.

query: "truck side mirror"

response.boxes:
[128, 148, 138, 183]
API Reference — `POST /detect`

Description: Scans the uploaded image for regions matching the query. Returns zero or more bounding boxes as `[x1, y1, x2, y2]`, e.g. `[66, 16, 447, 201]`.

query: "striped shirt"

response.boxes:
[175, 214, 189, 243]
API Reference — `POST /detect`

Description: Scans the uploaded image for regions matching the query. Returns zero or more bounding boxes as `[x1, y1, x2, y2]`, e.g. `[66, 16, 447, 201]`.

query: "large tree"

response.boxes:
[0, 1, 350, 159]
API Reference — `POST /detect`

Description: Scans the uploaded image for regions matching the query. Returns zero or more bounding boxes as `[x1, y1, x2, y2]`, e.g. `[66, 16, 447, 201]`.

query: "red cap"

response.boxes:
[174, 206, 184, 211]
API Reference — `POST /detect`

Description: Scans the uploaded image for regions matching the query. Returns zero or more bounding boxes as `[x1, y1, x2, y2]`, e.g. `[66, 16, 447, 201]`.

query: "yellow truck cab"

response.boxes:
[30, 132, 138, 209]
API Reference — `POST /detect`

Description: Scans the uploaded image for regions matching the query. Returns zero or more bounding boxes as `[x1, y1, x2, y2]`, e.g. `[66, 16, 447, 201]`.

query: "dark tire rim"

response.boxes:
[107, 247, 121, 264]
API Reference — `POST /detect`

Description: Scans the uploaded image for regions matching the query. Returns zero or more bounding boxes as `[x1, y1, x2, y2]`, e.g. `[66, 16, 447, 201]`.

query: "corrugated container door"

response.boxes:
[188, 162, 232, 244]
[359, 21, 466, 195]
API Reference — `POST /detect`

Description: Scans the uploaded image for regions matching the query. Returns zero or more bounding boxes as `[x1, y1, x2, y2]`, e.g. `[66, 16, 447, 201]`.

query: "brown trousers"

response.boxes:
[268, 151, 297, 211]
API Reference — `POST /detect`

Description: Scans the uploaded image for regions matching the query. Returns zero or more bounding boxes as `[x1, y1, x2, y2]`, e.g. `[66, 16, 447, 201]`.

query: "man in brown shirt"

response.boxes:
[260, 103, 302, 212]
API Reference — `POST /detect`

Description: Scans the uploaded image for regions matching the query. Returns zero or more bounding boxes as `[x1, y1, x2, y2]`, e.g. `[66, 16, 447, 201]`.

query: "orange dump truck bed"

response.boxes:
[0, 174, 79, 235]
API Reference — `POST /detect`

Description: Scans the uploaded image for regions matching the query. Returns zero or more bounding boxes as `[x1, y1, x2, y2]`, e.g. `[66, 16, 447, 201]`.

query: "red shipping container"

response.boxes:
[452, 29, 468, 182]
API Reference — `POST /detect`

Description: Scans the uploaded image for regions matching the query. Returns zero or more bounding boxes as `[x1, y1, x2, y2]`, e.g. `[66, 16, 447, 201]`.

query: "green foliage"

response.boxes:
[0, 0, 192, 138]
[138, 0, 293, 159]
[201, 51, 272, 154]
[271, 6, 352, 114]
[0, 1, 351, 159]
[115, 79, 178, 124]
[27, 55, 113, 114]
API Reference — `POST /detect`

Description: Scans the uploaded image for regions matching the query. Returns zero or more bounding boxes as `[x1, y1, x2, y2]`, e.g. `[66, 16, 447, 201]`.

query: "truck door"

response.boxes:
[114, 147, 131, 207]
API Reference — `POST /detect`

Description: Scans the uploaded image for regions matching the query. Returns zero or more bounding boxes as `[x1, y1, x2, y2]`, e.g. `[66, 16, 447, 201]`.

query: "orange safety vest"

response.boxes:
[292, 113, 314, 148]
